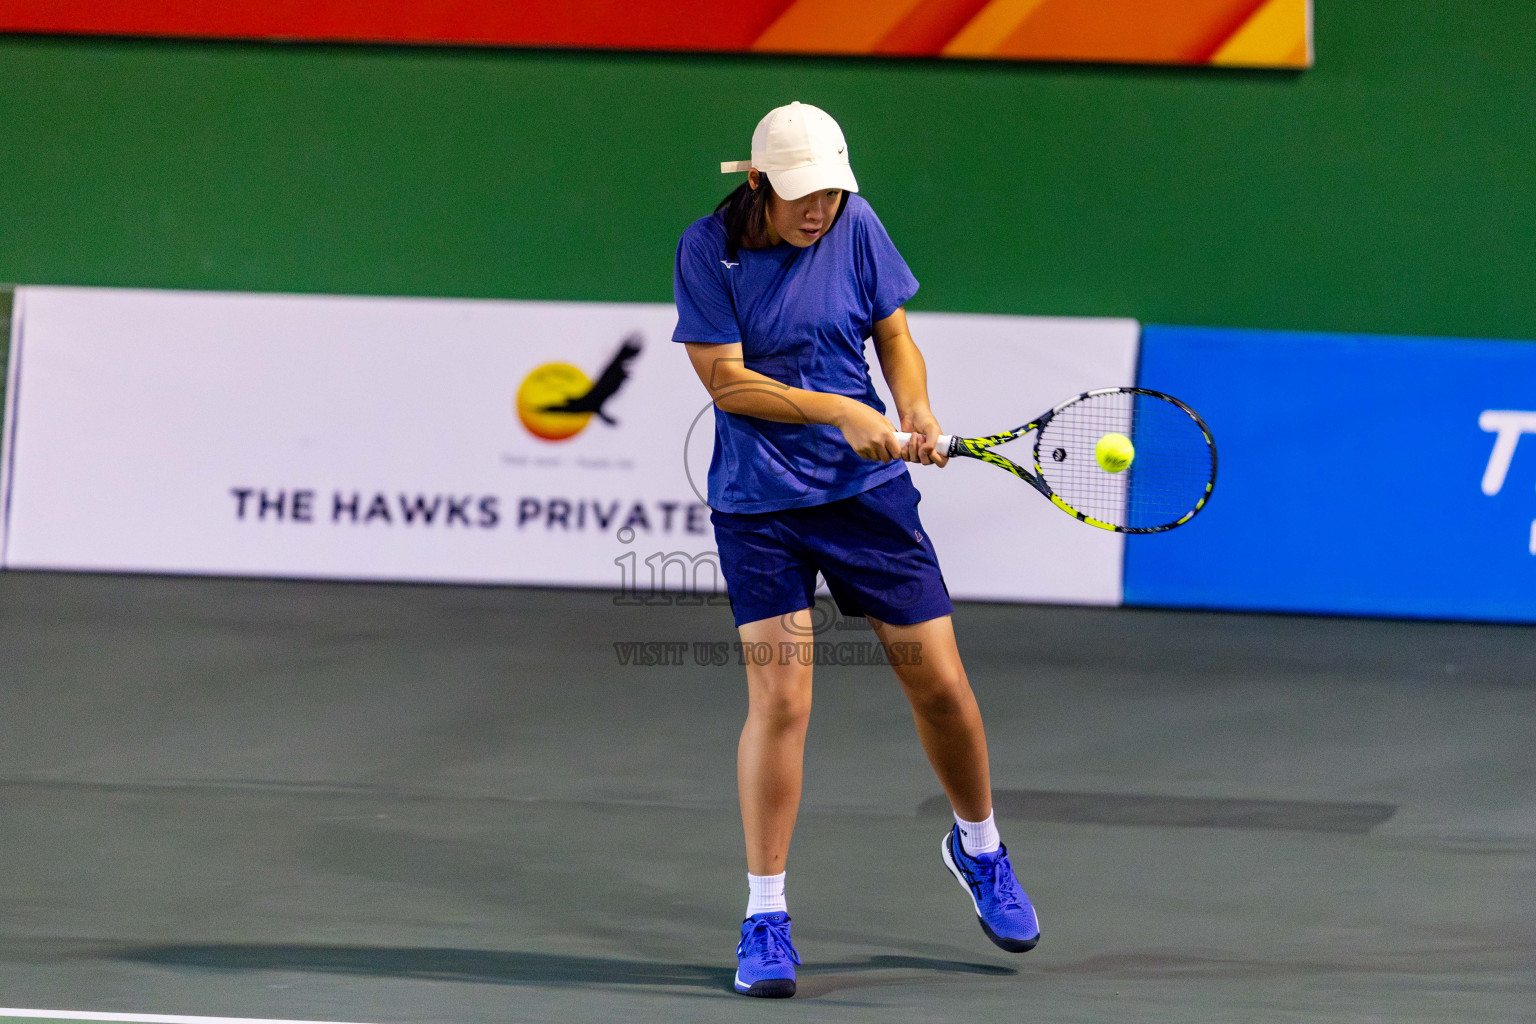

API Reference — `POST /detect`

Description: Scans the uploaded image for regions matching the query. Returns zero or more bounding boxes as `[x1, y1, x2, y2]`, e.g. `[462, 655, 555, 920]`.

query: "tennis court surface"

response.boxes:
[1, 571, 1531, 1023]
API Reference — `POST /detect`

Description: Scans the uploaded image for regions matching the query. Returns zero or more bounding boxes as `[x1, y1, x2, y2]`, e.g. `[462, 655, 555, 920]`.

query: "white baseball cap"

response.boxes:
[720, 101, 859, 201]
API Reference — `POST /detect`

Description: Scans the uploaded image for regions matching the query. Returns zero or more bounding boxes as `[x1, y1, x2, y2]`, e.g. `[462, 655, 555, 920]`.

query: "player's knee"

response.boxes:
[749, 678, 813, 730]
[758, 696, 812, 732]
[912, 690, 964, 721]
[906, 669, 970, 719]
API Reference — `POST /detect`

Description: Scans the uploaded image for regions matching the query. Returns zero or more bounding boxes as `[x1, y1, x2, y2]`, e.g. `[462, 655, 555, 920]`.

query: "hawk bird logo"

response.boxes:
[537, 334, 642, 426]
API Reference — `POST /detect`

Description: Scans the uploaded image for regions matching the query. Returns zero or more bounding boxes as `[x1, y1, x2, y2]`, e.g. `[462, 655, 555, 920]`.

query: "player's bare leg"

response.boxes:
[737, 608, 817, 875]
[873, 613, 1039, 951]
[869, 614, 992, 821]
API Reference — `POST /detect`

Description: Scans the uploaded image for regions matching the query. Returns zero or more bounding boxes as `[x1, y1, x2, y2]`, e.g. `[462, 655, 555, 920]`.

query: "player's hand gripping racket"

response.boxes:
[894, 388, 1217, 533]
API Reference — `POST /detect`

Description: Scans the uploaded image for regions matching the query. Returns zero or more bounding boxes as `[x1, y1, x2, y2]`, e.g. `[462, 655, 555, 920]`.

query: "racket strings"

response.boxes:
[1034, 392, 1214, 531]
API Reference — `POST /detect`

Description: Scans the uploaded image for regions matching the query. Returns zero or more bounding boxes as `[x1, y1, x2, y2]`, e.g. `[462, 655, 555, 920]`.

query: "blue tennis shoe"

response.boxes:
[734, 911, 800, 997]
[941, 825, 1040, 952]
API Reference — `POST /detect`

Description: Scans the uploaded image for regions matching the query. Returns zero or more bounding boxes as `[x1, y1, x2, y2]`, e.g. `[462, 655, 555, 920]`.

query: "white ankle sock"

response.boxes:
[955, 810, 1001, 856]
[746, 871, 787, 917]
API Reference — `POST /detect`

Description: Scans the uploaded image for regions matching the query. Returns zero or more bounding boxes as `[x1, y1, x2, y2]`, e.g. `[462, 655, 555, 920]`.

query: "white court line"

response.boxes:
[0, 1011, 386, 1024]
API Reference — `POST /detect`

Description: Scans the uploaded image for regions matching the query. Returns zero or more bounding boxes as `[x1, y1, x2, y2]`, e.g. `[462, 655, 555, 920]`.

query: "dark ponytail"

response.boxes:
[716, 175, 773, 260]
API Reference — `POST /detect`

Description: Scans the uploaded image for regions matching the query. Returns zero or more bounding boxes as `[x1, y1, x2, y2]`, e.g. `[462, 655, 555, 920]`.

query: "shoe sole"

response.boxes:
[941, 832, 1040, 954]
[734, 971, 796, 998]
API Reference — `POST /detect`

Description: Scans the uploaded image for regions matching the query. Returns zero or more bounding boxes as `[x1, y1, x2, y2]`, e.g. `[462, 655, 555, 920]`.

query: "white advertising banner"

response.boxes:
[0, 286, 1135, 605]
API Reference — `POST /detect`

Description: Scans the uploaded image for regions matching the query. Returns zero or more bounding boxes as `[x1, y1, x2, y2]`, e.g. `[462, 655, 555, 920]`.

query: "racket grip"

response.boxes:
[893, 431, 954, 456]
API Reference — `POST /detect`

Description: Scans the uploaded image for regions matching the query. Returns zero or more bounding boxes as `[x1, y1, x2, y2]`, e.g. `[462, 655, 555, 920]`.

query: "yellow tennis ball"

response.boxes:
[1095, 432, 1135, 473]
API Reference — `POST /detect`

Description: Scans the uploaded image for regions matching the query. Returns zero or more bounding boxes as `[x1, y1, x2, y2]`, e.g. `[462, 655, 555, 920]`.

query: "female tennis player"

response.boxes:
[673, 102, 1039, 998]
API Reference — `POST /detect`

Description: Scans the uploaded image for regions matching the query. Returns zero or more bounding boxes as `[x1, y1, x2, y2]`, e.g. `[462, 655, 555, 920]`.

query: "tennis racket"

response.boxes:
[894, 387, 1217, 533]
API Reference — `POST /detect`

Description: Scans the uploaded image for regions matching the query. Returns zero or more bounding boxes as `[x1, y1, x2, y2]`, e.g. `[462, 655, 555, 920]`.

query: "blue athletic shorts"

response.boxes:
[710, 472, 954, 628]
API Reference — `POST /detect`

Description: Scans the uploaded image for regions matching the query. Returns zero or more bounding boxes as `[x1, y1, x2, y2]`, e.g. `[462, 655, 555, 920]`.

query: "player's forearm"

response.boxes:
[708, 367, 855, 427]
[874, 330, 935, 421]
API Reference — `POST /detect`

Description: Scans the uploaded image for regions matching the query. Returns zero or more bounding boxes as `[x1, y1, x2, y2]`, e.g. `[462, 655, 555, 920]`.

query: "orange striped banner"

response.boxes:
[0, 0, 1312, 68]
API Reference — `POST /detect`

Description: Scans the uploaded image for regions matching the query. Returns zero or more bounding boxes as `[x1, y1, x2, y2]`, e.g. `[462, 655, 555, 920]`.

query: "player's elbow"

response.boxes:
[705, 374, 761, 415]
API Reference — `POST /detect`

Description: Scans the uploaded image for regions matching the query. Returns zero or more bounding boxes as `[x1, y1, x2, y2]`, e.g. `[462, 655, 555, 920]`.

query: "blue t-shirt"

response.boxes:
[672, 193, 920, 514]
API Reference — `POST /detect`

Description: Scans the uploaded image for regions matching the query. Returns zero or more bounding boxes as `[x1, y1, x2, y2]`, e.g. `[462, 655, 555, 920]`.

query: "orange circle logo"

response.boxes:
[516, 362, 594, 441]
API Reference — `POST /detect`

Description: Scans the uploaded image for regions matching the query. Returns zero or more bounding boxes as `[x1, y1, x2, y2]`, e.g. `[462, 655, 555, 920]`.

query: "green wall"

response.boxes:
[0, 2, 1533, 340]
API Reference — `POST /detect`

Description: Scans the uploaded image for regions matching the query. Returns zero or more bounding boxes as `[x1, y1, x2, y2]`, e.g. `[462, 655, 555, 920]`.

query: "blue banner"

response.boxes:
[1127, 326, 1536, 622]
